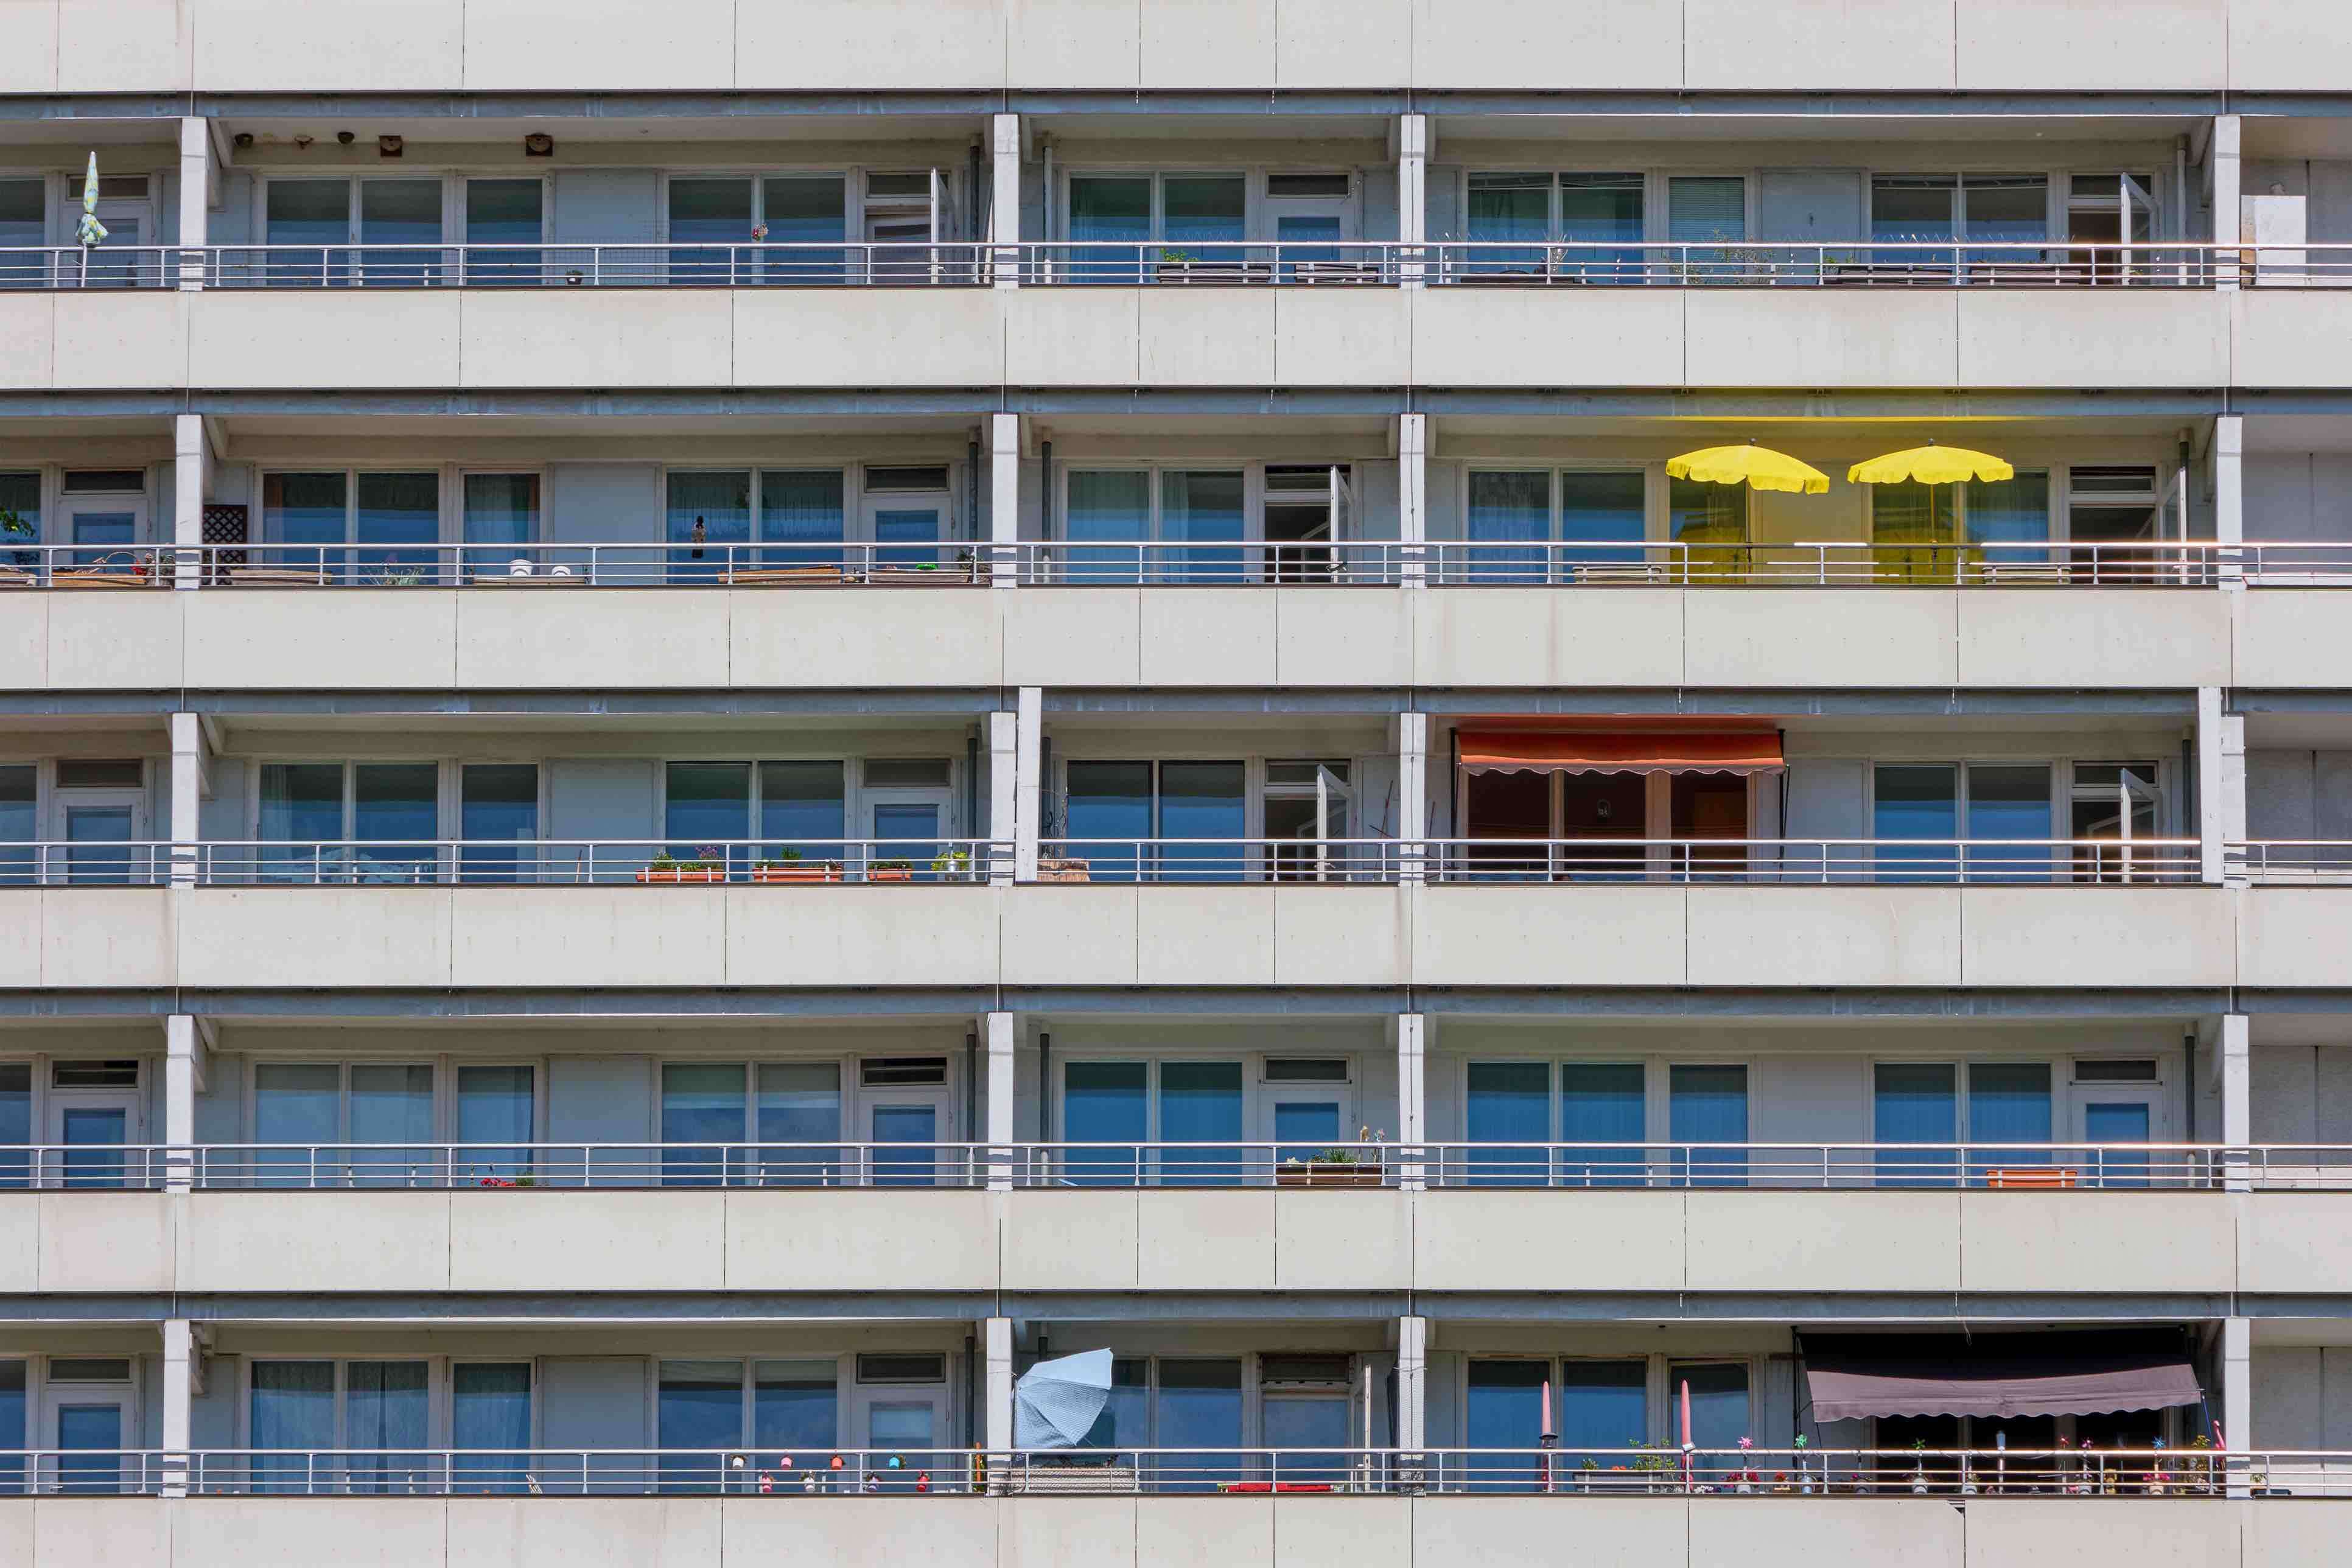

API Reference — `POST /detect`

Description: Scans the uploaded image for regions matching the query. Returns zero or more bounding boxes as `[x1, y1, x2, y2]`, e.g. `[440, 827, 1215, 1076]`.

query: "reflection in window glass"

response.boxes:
[1668, 1362, 1749, 1463]
[1153, 1360, 1242, 1491]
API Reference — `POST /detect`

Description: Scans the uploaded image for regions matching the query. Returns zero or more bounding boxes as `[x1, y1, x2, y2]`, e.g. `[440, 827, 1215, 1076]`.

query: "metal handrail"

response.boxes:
[15, 539, 2352, 590]
[16, 239, 2352, 290]
[1422, 836, 2202, 885]
[187, 1142, 997, 1188]
[7, 1446, 2319, 1497]
[2227, 841, 2352, 883]
[178, 838, 1007, 887]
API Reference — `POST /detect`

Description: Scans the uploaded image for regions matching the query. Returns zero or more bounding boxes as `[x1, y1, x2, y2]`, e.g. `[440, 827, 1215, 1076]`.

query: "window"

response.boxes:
[252, 1062, 534, 1184]
[257, 761, 439, 880]
[666, 177, 852, 281]
[1465, 1062, 1549, 1184]
[0, 765, 33, 888]
[0, 181, 41, 287]
[662, 760, 848, 875]
[1465, 172, 1643, 278]
[265, 178, 446, 284]
[250, 1360, 427, 1493]
[1062, 469, 1245, 583]
[2069, 761, 2161, 882]
[0, 1362, 21, 1491]
[1153, 1360, 1244, 1493]
[459, 763, 539, 884]
[463, 179, 544, 285]
[0, 471, 37, 557]
[2067, 466, 2162, 550]
[1066, 173, 1245, 278]
[461, 474, 538, 555]
[659, 1062, 844, 1185]
[1462, 470, 1647, 581]
[1059, 1059, 1242, 1185]
[1668, 177, 1746, 245]
[2075, 1059, 2158, 1083]
[452, 1364, 533, 1493]
[1060, 759, 1245, 881]
[658, 1359, 839, 1490]
[1463, 1361, 1549, 1488]
[1668, 1064, 1746, 1185]
[665, 470, 848, 576]
[1872, 175, 2049, 258]
[859, 1057, 947, 1087]
[1561, 1062, 1646, 1186]
[1873, 763, 2057, 881]
[261, 471, 440, 581]
[1668, 1362, 1750, 1473]
[1668, 474, 1747, 570]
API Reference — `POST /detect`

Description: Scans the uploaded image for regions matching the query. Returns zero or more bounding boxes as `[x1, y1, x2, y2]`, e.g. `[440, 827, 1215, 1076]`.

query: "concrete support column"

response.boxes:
[1398, 413, 1427, 587]
[1396, 711, 1427, 884]
[169, 711, 209, 885]
[990, 113, 1021, 287]
[1396, 113, 1428, 287]
[172, 414, 209, 589]
[2213, 114, 2242, 289]
[1396, 1013, 1426, 1192]
[2222, 1315, 2252, 1495]
[161, 1318, 201, 1496]
[165, 1013, 208, 1194]
[2213, 413, 2244, 587]
[989, 710, 1018, 885]
[1014, 687, 1043, 882]
[985, 1011, 1015, 1191]
[1396, 1314, 1427, 1452]
[2194, 685, 2246, 885]
[989, 412, 1020, 587]
[2221, 1013, 2251, 1191]
[177, 117, 210, 291]
[983, 1317, 1015, 1457]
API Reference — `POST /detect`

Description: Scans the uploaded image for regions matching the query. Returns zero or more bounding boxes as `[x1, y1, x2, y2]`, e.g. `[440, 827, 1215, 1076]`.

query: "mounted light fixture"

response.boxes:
[523, 133, 555, 158]
[377, 135, 404, 158]
[335, 130, 355, 145]
[231, 132, 254, 149]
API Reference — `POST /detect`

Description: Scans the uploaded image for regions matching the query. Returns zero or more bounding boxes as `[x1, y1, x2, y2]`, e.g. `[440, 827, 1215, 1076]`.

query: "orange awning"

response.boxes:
[1457, 729, 1785, 777]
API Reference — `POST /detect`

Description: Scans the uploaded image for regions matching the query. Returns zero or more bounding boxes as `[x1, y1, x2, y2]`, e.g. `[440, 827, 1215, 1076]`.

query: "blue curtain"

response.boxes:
[1965, 471, 2050, 564]
[657, 1361, 741, 1493]
[1155, 761, 1245, 881]
[1558, 1360, 1649, 1459]
[1152, 1360, 1242, 1493]
[1158, 471, 1244, 583]
[662, 1064, 744, 1187]
[353, 472, 438, 582]
[1463, 1361, 1546, 1491]
[253, 1063, 339, 1188]
[1874, 1063, 1958, 1186]
[757, 470, 845, 569]
[348, 1064, 433, 1186]
[1158, 1062, 1242, 1187]
[1669, 1362, 1749, 1468]
[665, 761, 751, 872]
[755, 1063, 842, 1185]
[1669, 1065, 1746, 1186]
[345, 1362, 429, 1493]
[1563, 1063, 1647, 1187]
[457, 1065, 533, 1181]
[667, 471, 751, 581]
[752, 1360, 838, 1474]
[250, 1361, 335, 1493]
[1063, 760, 1152, 881]
[1065, 470, 1150, 582]
[1063, 1061, 1147, 1186]
[1874, 763, 1958, 881]
[1967, 1062, 2052, 1183]
[1466, 470, 1548, 583]
[453, 1364, 531, 1494]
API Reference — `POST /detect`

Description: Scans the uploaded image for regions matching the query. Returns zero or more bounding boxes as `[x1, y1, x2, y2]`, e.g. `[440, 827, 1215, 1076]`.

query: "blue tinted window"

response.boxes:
[1559, 1360, 1648, 1455]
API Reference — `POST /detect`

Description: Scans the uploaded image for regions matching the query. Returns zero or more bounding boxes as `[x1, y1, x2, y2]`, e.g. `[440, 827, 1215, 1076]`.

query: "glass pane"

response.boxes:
[0, 1064, 27, 1191]
[453, 1364, 532, 1493]
[259, 762, 345, 881]
[1963, 175, 2048, 248]
[668, 179, 752, 283]
[1157, 470, 1244, 583]
[756, 470, 845, 570]
[1465, 1061, 1549, 1185]
[1465, 471, 1549, 583]
[462, 474, 537, 551]
[1965, 471, 2050, 559]
[763, 175, 847, 240]
[348, 1064, 435, 1185]
[869, 1103, 937, 1188]
[0, 472, 37, 562]
[1558, 172, 1644, 280]
[1874, 1063, 1958, 1185]
[1162, 175, 1246, 249]
[354, 763, 437, 879]
[1069, 176, 1150, 282]
[1561, 1062, 1646, 1186]
[254, 1064, 340, 1187]
[265, 180, 348, 247]
[1157, 761, 1245, 881]
[55, 1404, 121, 1494]
[262, 472, 348, 573]
[59, 1108, 127, 1189]
[663, 1063, 744, 1185]
[1158, 1060, 1242, 1186]
[0, 1361, 22, 1491]
[1668, 177, 1746, 243]
[1668, 476, 1746, 558]
[353, 472, 438, 582]
[1558, 1360, 1648, 1460]
[1557, 470, 1645, 567]
[1464, 1361, 1547, 1491]
[1063, 760, 1153, 881]
[1668, 1064, 1746, 1186]
[1668, 1362, 1749, 1472]
[758, 761, 845, 868]
[1152, 1360, 1242, 1492]
[63, 806, 134, 887]
[1079, 1359, 1148, 1458]
[1872, 177, 1955, 243]
[752, 1360, 836, 1472]
[0, 180, 40, 289]
[0, 766, 28, 893]
[1465, 173, 1548, 272]
[1967, 1062, 2053, 1183]
[460, 763, 538, 884]
[658, 1360, 741, 1491]
[345, 1362, 430, 1493]
[250, 1361, 335, 1493]
[1262, 1396, 1350, 1482]
[1875, 764, 1959, 881]
[1064, 470, 1151, 583]
[1063, 1060, 1147, 1186]
[871, 506, 942, 570]
[1966, 765, 2053, 884]
[667, 471, 751, 581]
[466, 180, 540, 243]
[871, 803, 939, 873]
[1272, 1099, 1342, 1167]
[357, 180, 443, 285]
[457, 1065, 533, 1180]
[755, 1063, 841, 1185]
[665, 761, 750, 870]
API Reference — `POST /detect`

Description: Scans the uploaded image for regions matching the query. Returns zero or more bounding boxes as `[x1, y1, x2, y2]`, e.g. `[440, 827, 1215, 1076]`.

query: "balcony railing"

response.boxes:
[13, 240, 2352, 292]
[1423, 836, 2202, 885]
[15, 540, 2352, 590]
[2227, 842, 2352, 883]
[20, 1447, 2344, 1497]
[183, 838, 1007, 887]
[12, 1142, 2342, 1192]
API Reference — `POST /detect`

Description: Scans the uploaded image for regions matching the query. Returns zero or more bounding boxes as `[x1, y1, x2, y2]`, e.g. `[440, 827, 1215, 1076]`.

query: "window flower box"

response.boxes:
[1275, 1160, 1384, 1189]
[1037, 858, 1091, 883]
[637, 867, 725, 884]
[751, 866, 842, 884]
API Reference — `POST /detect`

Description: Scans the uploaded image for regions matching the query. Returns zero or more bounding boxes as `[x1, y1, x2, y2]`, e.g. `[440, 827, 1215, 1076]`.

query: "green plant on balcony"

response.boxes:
[930, 846, 971, 878]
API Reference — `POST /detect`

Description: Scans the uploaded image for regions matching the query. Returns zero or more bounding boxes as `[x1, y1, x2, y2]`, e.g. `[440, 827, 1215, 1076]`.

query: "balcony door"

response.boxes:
[42, 1361, 133, 1494]
[52, 775, 143, 886]
[45, 1077, 139, 1189]
[852, 1355, 950, 1489]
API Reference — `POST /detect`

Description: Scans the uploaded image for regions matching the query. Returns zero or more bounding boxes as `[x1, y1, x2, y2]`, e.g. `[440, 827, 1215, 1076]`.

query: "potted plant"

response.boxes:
[867, 858, 916, 883]
[1630, 1443, 1676, 1495]
[929, 846, 972, 880]
[637, 847, 727, 884]
[1037, 856, 1091, 883]
[752, 848, 842, 884]
[0, 507, 33, 572]
[1274, 1130, 1385, 1188]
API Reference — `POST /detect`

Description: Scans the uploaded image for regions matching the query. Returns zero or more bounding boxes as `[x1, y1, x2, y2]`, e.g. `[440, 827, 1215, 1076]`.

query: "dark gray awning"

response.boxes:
[1801, 1332, 2203, 1422]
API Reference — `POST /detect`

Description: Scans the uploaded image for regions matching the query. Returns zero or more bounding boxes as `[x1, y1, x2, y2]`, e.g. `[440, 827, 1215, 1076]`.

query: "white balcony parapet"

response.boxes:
[18, 1446, 2340, 1497]
[18, 240, 2352, 292]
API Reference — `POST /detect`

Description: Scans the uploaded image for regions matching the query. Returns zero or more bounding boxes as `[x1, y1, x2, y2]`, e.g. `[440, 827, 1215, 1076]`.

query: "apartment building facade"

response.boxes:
[5, 2, 2352, 1564]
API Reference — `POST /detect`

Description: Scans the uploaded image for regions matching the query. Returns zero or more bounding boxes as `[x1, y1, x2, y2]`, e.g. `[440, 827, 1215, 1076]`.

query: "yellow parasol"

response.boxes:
[1665, 442, 1830, 496]
[1846, 443, 2014, 487]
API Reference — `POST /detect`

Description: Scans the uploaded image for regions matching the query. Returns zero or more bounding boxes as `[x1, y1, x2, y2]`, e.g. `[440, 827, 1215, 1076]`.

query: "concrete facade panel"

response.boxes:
[460, 0, 733, 89]
[44, 590, 179, 691]
[444, 1496, 722, 1568]
[463, 291, 733, 390]
[1956, 292, 2229, 388]
[998, 886, 1143, 985]
[736, 0, 1006, 90]
[723, 1189, 1000, 1290]
[189, 292, 462, 388]
[1272, 290, 1412, 385]
[176, 889, 456, 989]
[2238, 592, 2352, 690]
[35, 1189, 171, 1292]
[1138, 289, 1278, 384]
[449, 889, 729, 990]
[722, 1498, 998, 1568]
[1408, 0, 1682, 88]
[1684, 589, 1959, 688]
[1273, 1188, 1412, 1290]
[181, 1191, 449, 1293]
[1002, 590, 1145, 687]
[1273, 590, 1412, 687]
[1956, 0, 2227, 88]
[1683, 0, 1956, 89]
[1006, 0, 1140, 87]
[1958, 889, 2235, 988]
[448, 1190, 725, 1292]
[185, 590, 455, 688]
[1136, 884, 1278, 985]
[725, 886, 1003, 987]
[1137, 588, 1279, 687]
[1682, 290, 1958, 387]
[1004, 1191, 1141, 1290]
[172, 1497, 453, 1568]
[1413, 1191, 1684, 1291]
[1412, 1496, 1685, 1568]
[455, 590, 730, 688]
[1003, 290, 1139, 385]
[1957, 1192, 2236, 1293]
[1955, 590, 2232, 688]
[736, 289, 1000, 388]
[194, 0, 461, 90]
[1412, 886, 1687, 986]
[40, 887, 175, 989]
[2238, 1193, 2352, 1292]
[729, 589, 1003, 688]
[49, 290, 184, 390]
[1273, 886, 1409, 987]
[0, 296, 54, 389]
[1411, 290, 1684, 387]
[1689, 1499, 1964, 1568]
[1137, 1188, 1275, 1289]
[1684, 1191, 1962, 1293]
[1685, 888, 1964, 989]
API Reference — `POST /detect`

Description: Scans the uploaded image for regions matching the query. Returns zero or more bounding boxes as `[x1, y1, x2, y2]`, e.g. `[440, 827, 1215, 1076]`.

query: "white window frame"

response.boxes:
[1453, 1351, 1759, 1449]
[245, 756, 451, 841]
[243, 1056, 547, 1147]
[254, 467, 447, 547]
[653, 755, 952, 844]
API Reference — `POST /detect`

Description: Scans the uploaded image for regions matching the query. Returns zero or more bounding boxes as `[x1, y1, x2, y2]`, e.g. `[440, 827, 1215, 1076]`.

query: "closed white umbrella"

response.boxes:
[1013, 1348, 1115, 1450]
[77, 153, 108, 248]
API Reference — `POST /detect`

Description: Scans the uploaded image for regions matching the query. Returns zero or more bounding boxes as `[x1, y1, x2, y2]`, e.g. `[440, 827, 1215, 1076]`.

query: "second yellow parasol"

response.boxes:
[1846, 443, 2014, 487]
[1664, 442, 1830, 496]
